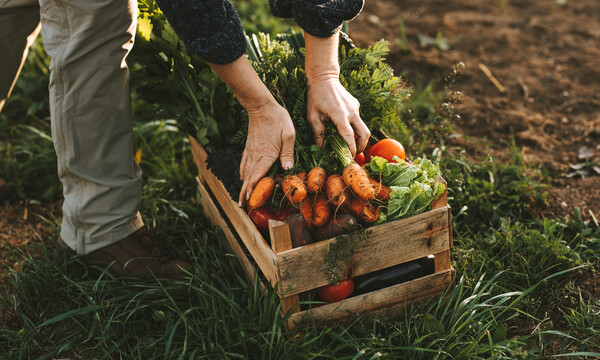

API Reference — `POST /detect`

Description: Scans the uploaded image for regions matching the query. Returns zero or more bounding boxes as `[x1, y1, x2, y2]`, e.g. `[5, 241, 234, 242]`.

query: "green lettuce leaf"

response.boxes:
[368, 156, 446, 223]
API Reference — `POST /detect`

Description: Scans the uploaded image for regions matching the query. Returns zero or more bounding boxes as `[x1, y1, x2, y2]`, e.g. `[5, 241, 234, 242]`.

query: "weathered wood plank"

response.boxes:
[189, 136, 278, 286]
[276, 206, 451, 296]
[287, 268, 453, 329]
[196, 177, 267, 294]
[431, 175, 448, 210]
[434, 249, 452, 272]
[269, 220, 300, 316]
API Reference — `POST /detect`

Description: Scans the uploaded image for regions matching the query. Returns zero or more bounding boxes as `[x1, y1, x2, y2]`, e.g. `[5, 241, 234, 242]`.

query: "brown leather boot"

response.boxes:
[56, 227, 192, 280]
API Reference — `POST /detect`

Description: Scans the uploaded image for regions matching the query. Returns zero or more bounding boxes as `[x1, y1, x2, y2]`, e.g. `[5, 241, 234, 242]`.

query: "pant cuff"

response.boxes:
[60, 212, 145, 254]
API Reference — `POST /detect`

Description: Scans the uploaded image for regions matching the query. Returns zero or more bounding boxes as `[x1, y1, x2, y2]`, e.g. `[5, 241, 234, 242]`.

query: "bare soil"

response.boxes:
[0, 200, 61, 287]
[350, 0, 600, 220]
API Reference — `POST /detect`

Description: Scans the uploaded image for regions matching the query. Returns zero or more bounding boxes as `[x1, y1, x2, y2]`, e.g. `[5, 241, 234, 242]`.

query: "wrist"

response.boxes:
[237, 86, 277, 113]
[207, 55, 277, 113]
[304, 31, 340, 85]
[244, 95, 279, 118]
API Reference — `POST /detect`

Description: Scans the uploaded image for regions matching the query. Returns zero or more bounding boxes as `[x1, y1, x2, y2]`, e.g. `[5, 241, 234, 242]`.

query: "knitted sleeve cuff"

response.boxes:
[156, 0, 247, 64]
[269, 0, 364, 37]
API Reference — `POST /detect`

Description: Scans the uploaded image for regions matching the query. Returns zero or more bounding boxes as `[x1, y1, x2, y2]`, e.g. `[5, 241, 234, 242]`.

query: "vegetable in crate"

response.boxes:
[366, 156, 446, 223]
[248, 177, 275, 209]
[318, 278, 355, 303]
[311, 193, 331, 227]
[311, 213, 360, 242]
[282, 175, 307, 204]
[353, 260, 428, 296]
[307, 167, 327, 193]
[248, 206, 290, 232]
[326, 174, 349, 207]
[345, 195, 381, 223]
[367, 138, 405, 163]
[343, 163, 375, 201]
[283, 213, 313, 248]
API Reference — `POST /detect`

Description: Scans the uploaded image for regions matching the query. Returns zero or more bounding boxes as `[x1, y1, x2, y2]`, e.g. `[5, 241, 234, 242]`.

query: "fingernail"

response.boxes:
[283, 161, 293, 170]
[246, 191, 251, 200]
[238, 200, 242, 207]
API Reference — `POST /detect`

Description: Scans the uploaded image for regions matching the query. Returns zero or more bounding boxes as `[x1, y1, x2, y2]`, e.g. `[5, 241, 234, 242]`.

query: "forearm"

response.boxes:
[303, 31, 369, 155]
[207, 55, 276, 111]
[304, 31, 340, 84]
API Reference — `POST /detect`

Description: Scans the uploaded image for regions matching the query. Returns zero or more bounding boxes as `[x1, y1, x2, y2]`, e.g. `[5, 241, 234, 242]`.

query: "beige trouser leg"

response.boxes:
[38, 0, 144, 253]
[0, 0, 41, 112]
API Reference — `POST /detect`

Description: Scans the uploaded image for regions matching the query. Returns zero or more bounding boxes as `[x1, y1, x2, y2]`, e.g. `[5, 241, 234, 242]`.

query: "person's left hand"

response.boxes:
[306, 77, 370, 156]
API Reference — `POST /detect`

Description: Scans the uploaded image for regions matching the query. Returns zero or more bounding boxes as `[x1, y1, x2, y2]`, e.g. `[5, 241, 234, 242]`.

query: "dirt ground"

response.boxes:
[351, 0, 600, 220]
[0, 201, 61, 286]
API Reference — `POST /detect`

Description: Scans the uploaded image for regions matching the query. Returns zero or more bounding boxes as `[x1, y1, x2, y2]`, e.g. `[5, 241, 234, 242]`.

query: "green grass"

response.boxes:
[1, 1, 600, 358]
[0, 37, 58, 202]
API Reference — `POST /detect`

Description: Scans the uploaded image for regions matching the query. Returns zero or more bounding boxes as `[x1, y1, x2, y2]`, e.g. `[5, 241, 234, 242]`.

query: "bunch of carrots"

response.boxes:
[246, 132, 393, 246]
[250, 163, 389, 224]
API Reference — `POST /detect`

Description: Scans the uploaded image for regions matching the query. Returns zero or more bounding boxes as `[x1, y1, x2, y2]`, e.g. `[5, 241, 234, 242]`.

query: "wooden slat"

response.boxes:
[434, 249, 452, 272]
[189, 136, 278, 286]
[287, 268, 453, 330]
[448, 204, 454, 248]
[269, 220, 300, 316]
[275, 206, 451, 296]
[196, 177, 267, 294]
[430, 175, 448, 210]
[431, 175, 453, 249]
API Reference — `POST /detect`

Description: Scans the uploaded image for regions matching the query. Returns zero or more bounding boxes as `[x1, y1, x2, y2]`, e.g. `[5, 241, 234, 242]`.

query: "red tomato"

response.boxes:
[363, 142, 373, 161]
[248, 207, 276, 231]
[354, 152, 366, 165]
[318, 278, 355, 303]
[369, 139, 405, 163]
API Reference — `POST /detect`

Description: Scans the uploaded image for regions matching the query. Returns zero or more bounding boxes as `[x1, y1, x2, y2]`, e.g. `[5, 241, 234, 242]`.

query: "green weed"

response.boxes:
[440, 149, 547, 235]
[561, 292, 600, 352]
[454, 219, 583, 314]
[395, 16, 409, 52]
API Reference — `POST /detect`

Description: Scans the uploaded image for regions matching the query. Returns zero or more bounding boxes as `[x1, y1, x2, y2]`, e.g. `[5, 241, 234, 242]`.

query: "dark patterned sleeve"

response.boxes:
[155, 0, 247, 65]
[269, 0, 364, 37]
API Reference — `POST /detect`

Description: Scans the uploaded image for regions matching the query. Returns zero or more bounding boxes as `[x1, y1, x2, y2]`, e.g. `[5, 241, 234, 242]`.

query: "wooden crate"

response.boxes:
[189, 136, 454, 330]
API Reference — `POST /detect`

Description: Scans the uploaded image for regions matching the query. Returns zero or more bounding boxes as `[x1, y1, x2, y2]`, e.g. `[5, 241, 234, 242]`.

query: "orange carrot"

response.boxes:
[343, 163, 374, 201]
[345, 196, 380, 223]
[248, 177, 275, 209]
[299, 198, 313, 228]
[307, 167, 327, 193]
[369, 178, 391, 202]
[311, 193, 331, 227]
[282, 175, 307, 204]
[326, 174, 348, 207]
[296, 171, 307, 183]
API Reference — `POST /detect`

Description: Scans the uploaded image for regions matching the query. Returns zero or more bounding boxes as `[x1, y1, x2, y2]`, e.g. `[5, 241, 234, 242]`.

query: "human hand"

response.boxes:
[306, 77, 370, 156]
[206, 55, 296, 207]
[303, 31, 370, 156]
[239, 101, 295, 207]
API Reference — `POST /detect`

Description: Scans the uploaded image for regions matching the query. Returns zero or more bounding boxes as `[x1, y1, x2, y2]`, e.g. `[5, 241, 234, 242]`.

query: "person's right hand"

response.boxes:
[206, 55, 296, 207]
[303, 31, 369, 157]
[239, 100, 296, 207]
